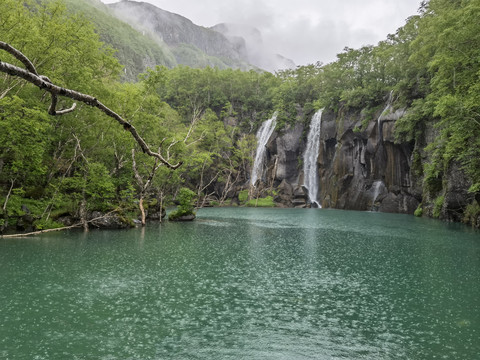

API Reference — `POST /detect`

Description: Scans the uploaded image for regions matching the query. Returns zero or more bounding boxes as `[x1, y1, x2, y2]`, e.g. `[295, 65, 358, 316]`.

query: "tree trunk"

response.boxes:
[139, 196, 146, 226]
[2, 178, 15, 213]
[159, 192, 164, 224]
[79, 200, 88, 232]
[79, 188, 89, 232]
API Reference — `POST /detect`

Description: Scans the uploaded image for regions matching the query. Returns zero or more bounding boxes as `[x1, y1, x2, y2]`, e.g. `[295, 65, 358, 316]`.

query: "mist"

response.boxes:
[101, 0, 422, 67]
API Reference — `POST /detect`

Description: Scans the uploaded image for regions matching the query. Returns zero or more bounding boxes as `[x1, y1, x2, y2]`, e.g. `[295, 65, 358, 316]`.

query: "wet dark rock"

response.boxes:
[202, 98, 471, 225]
[275, 123, 304, 183]
[274, 180, 295, 207]
[169, 213, 196, 222]
[89, 211, 133, 229]
[442, 162, 474, 222]
[57, 216, 76, 227]
[293, 186, 307, 199]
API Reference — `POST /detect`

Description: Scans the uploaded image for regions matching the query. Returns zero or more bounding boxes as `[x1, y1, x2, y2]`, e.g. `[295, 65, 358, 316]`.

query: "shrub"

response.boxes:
[238, 190, 249, 204]
[168, 188, 196, 221]
[433, 196, 444, 218]
[414, 204, 423, 217]
[463, 202, 480, 227]
[245, 196, 275, 207]
[33, 219, 63, 230]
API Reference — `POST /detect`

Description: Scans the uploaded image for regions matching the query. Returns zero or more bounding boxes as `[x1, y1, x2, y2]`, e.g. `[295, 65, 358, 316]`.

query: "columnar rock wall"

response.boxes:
[260, 103, 421, 214]
[229, 98, 476, 226]
[316, 109, 420, 213]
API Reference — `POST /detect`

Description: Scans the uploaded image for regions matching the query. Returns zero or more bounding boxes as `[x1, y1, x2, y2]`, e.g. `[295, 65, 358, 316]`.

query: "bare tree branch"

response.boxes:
[2, 178, 15, 212]
[132, 148, 166, 226]
[183, 107, 203, 145]
[0, 79, 21, 100]
[0, 41, 182, 169]
[0, 41, 77, 115]
[0, 41, 38, 75]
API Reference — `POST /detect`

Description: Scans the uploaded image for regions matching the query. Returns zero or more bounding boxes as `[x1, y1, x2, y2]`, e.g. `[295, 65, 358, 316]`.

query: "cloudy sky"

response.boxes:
[101, 0, 422, 66]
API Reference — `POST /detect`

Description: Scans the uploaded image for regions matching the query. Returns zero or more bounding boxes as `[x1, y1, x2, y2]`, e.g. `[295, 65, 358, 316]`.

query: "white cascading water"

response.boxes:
[250, 113, 277, 187]
[303, 109, 323, 208]
[377, 90, 394, 142]
[372, 180, 383, 203]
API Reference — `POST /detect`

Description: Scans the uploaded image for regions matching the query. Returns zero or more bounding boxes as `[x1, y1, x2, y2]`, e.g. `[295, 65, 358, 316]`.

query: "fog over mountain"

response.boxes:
[107, 0, 295, 71]
[211, 23, 296, 72]
[101, 0, 422, 68]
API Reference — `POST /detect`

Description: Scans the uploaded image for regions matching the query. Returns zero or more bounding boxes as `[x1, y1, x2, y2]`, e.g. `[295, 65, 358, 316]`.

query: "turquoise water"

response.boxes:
[1, 208, 479, 359]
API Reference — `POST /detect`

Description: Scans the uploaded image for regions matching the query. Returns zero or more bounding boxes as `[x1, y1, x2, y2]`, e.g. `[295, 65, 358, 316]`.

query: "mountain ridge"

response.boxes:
[106, 0, 295, 72]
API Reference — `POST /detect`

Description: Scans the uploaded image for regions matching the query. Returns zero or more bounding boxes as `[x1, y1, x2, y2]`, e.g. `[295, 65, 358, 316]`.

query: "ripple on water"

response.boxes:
[0, 207, 479, 359]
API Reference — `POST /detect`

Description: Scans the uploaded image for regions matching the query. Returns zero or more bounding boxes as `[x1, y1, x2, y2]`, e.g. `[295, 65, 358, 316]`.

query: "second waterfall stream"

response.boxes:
[303, 109, 323, 207]
[250, 112, 277, 186]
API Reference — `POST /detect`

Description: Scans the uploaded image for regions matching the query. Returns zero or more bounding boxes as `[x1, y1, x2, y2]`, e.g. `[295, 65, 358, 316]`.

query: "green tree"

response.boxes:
[168, 187, 196, 221]
[406, 0, 480, 193]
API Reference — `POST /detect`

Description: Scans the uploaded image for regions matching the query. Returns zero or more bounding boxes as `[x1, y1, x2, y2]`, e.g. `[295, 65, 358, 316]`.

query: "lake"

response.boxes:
[1, 208, 479, 359]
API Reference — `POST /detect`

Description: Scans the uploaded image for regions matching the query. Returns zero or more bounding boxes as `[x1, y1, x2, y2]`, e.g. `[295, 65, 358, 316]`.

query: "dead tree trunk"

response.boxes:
[132, 149, 164, 226]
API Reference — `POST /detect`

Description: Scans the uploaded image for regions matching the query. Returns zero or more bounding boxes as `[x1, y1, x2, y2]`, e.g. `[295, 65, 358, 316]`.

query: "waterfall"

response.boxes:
[377, 90, 393, 142]
[250, 113, 277, 186]
[372, 180, 383, 203]
[303, 109, 323, 208]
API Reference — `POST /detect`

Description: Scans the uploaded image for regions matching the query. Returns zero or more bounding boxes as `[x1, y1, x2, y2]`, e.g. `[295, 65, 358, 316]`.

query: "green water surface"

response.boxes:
[1, 208, 479, 359]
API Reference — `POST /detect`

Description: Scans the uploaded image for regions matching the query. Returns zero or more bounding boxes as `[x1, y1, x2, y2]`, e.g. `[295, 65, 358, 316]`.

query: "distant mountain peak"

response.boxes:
[107, 0, 294, 72]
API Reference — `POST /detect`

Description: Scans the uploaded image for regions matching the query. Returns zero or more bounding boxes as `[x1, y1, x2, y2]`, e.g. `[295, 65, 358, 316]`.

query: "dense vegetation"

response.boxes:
[1, 0, 479, 232]
[62, 0, 177, 81]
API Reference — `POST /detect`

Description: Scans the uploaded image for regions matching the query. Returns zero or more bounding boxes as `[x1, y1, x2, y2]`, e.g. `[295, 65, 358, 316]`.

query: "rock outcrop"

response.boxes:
[316, 108, 420, 214]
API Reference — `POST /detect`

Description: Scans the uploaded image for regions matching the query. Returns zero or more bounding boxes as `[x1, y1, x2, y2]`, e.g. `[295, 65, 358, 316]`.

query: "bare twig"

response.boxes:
[0, 79, 21, 100]
[2, 178, 15, 212]
[183, 107, 203, 144]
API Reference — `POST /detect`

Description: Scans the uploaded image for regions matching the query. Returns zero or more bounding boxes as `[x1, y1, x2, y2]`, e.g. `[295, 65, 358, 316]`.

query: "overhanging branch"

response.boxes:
[0, 41, 182, 169]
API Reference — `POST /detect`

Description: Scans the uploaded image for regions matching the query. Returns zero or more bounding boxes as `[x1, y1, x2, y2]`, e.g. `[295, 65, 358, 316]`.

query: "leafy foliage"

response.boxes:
[168, 187, 196, 220]
[245, 196, 276, 208]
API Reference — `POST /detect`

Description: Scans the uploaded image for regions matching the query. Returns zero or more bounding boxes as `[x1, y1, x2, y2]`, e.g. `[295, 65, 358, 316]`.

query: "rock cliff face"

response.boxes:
[316, 108, 420, 214]
[247, 99, 474, 224]
[256, 104, 419, 213]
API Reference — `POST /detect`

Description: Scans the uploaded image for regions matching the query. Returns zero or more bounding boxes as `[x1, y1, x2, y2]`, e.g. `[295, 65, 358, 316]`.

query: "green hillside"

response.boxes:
[63, 0, 254, 80]
[64, 0, 176, 81]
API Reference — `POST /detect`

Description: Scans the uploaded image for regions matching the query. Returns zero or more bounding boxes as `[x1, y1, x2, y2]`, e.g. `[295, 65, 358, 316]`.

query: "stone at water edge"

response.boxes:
[169, 214, 196, 222]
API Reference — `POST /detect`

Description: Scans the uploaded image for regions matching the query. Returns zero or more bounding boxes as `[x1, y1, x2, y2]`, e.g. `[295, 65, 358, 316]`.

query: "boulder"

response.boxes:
[277, 179, 294, 197]
[293, 186, 307, 199]
[378, 193, 399, 213]
[89, 211, 133, 229]
[292, 198, 307, 207]
[169, 213, 196, 222]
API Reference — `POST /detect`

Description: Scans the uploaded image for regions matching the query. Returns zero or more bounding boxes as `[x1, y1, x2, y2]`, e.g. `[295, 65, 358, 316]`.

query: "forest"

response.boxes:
[1, 0, 479, 233]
